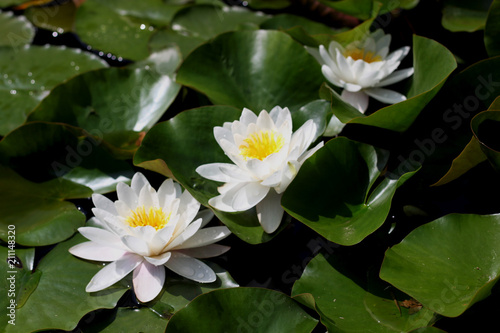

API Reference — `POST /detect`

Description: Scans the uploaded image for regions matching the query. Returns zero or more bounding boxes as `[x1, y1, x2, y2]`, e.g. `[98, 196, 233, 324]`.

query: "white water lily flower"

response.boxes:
[196, 106, 323, 234]
[307, 29, 414, 113]
[69, 172, 231, 303]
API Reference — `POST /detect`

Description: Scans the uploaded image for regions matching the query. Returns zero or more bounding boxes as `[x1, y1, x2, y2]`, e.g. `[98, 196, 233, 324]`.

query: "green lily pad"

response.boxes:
[380, 213, 500, 317]
[0, 11, 35, 47]
[0, 45, 107, 136]
[24, 0, 77, 33]
[176, 29, 325, 113]
[318, 0, 373, 20]
[0, 122, 134, 193]
[0, 246, 39, 330]
[28, 65, 181, 154]
[321, 35, 457, 132]
[484, 0, 500, 57]
[165, 287, 318, 332]
[134, 105, 286, 244]
[282, 137, 416, 246]
[260, 13, 340, 36]
[149, 27, 206, 58]
[0, 166, 90, 246]
[171, 4, 269, 40]
[442, 0, 490, 32]
[0, 0, 24, 8]
[246, 0, 291, 10]
[470, 109, 500, 171]
[95, 308, 168, 333]
[150, 262, 239, 318]
[6, 234, 128, 333]
[292, 253, 436, 332]
[74, 0, 187, 61]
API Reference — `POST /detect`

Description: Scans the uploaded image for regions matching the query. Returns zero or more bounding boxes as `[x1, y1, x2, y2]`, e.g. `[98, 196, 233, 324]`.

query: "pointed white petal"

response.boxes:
[319, 44, 340, 74]
[177, 244, 230, 259]
[322, 65, 344, 88]
[164, 252, 216, 283]
[341, 89, 369, 113]
[229, 181, 270, 211]
[85, 253, 143, 292]
[173, 226, 231, 250]
[343, 82, 363, 92]
[78, 227, 122, 246]
[157, 179, 180, 209]
[364, 87, 407, 104]
[375, 68, 414, 87]
[116, 182, 138, 210]
[304, 45, 323, 65]
[92, 194, 117, 215]
[324, 114, 346, 137]
[196, 163, 252, 182]
[240, 108, 258, 126]
[133, 261, 165, 302]
[256, 109, 275, 130]
[121, 235, 150, 256]
[196, 209, 215, 228]
[138, 185, 157, 210]
[256, 190, 284, 234]
[69, 241, 127, 262]
[166, 218, 203, 250]
[130, 172, 150, 196]
[144, 251, 172, 266]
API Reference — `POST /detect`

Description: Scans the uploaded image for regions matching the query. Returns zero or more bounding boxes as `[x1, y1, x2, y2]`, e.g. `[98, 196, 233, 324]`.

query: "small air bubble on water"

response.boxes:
[10, 90, 16, 95]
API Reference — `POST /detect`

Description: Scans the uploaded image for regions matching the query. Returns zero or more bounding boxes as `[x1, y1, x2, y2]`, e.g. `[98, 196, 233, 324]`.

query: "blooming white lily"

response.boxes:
[307, 29, 414, 114]
[196, 106, 323, 234]
[69, 172, 231, 303]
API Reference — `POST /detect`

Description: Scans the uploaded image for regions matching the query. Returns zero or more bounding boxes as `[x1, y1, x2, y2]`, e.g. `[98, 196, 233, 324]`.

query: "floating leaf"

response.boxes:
[0, 45, 107, 136]
[176, 29, 324, 113]
[0, 166, 90, 246]
[6, 234, 128, 333]
[484, 0, 500, 57]
[0, 11, 35, 47]
[282, 137, 416, 245]
[292, 253, 436, 332]
[149, 27, 205, 58]
[165, 287, 318, 332]
[380, 213, 500, 317]
[28, 65, 181, 155]
[74, 0, 187, 61]
[441, 0, 490, 32]
[94, 308, 168, 333]
[24, 0, 77, 33]
[0, 122, 134, 193]
[470, 109, 500, 171]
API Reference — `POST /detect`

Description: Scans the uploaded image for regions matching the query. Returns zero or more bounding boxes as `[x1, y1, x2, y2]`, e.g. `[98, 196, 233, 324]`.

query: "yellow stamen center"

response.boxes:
[126, 206, 170, 230]
[239, 130, 285, 161]
[344, 48, 382, 63]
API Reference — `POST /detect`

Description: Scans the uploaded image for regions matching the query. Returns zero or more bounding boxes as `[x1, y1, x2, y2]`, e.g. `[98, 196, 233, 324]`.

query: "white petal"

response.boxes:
[86, 253, 143, 292]
[275, 160, 300, 193]
[256, 109, 275, 131]
[341, 89, 369, 113]
[78, 227, 122, 246]
[92, 194, 117, 215]
[319, 44, 340, 75]
[240, 108, 258, 126]
[298, 141, 324, 165]
[121, 235, 150, 256]
[69, 241, 127, 262]
[304, 45, 323, 65]
[144, 251, 172, 266]
[256, 190, 284, 234]
[226, 181, 270, 211]
[196, 163, 252, 183]
[364, 87, 407, 104]
[386, 46, 410, 64]
[133, 261, 165, 302]
[164, 252, 216, 283]
[166, 218, 203, 250]
[328, 40, 345, 57]
[130, 172, 150, 196]
[150, 223, 176, 253]
[116, 182, 138, 210]
[173, 226, 231, 250]
[157, 179, 181, 208]
[214, 126, 235, 146]
[177, 244, 230, 258]
[196, 209, 215, 228]
[138, 184, 158, 210]
[335, 49, 354, 82]
[343, 82, 363, 92]
[322, 65, 344, 88]
[375, 68, 414, 87]
[178, 189, 201, 228]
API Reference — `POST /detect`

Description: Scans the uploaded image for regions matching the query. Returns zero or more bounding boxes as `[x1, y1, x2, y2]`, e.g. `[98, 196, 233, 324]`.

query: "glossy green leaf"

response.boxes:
[0, 246, 38, 329]
[260, 13, 340, 36]
[176, 29, 324, 113]
[0, 45, 107, 136]
[134, 106, 284, 244]
[171, 5, 269, 40]
[24, 1, 77, 33]
[0, 166, 90, 246]
[484, 0, 500, 57]
[471, 109, 500, 171]
[282, 137, 416, 246]
[28, 66, 180, 154]
[150, 262, 239, 318]
[6, 234, 128, 333]
[87, 308, 168, 333]
[149, 27, 206, 58]
[322, 35, 457, 132]
[165, 287, 318, 332]
[0, 11, 35, 47]
[442, 3, 489, 32]
[75, 0, 187, 61]
[318, 0, 373, 20]
[292, 253, 436, 332]
[247, 0, 291, 10]
[380, 213, 500, 317]
[0, 122, 133, 192]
